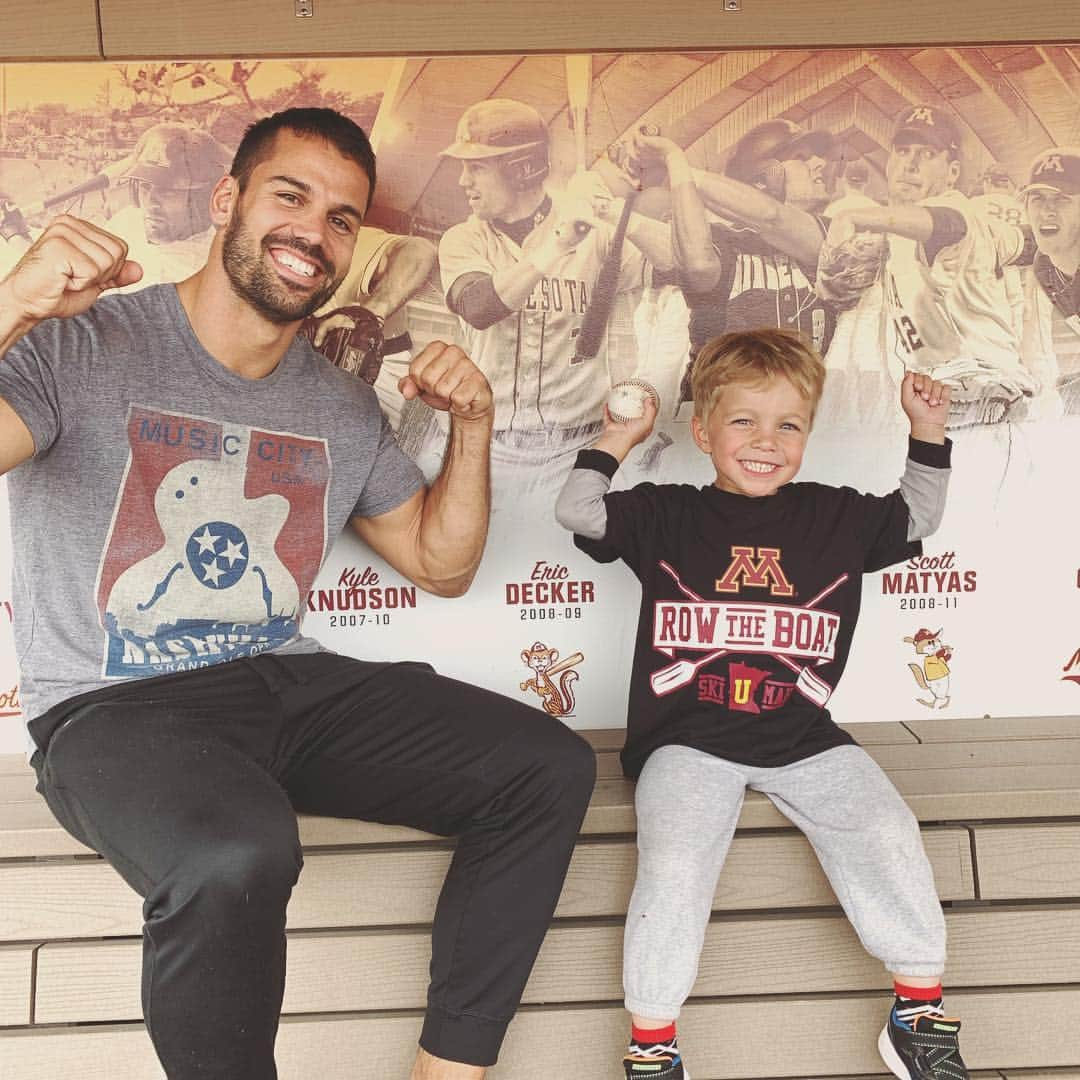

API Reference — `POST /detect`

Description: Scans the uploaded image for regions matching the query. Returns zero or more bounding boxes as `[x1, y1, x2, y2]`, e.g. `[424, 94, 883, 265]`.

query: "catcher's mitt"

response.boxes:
[815, 231, 889, 311]
[301, 304, 385, 384]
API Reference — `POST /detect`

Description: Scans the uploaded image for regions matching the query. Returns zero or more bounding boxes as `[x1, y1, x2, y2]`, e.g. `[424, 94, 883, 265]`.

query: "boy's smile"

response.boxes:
[691, 377, 813, 497]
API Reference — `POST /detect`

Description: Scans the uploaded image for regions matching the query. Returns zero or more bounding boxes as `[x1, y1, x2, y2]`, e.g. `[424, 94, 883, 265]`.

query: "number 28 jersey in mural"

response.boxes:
[0, 285, 424, 727]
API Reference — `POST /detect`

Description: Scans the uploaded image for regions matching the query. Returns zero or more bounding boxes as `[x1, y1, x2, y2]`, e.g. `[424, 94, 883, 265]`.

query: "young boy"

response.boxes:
[555, 328, 964, 1080]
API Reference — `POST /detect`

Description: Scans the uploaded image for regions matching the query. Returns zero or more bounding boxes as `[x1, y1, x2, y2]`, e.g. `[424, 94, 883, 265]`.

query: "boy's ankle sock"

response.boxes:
[626, 1023, 683, 1078]
[629, 1020, 677, 1053]
[892, 980, 945, 1028]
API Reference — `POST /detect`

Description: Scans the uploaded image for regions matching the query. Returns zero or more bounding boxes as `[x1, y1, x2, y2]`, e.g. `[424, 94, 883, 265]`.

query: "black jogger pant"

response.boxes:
[30, 652, 596, 1077]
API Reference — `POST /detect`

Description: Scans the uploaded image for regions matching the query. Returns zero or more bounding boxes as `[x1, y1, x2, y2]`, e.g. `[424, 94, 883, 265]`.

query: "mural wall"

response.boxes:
[1, 48, 1078, 752]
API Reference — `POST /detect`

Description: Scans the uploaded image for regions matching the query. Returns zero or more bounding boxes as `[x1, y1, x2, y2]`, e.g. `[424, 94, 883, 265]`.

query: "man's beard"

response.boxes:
[222, 211, 341, 325]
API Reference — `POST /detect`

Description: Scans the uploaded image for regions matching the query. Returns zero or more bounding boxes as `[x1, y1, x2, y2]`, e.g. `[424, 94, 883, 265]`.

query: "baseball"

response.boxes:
[606, 379, 659, 423]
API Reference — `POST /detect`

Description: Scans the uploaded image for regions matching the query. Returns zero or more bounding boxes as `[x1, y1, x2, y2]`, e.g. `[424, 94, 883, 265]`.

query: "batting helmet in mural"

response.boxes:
[725, 118, 835, 201]
[440, 98, 550, 189]
[123, 123, 232, 192]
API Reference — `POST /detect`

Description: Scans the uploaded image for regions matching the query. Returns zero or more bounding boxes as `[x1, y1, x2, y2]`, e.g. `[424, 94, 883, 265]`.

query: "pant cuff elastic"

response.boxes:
[420, 1005, 510, 1068]
[624, 996, 683, 1022]
[885, 962, 946, 979]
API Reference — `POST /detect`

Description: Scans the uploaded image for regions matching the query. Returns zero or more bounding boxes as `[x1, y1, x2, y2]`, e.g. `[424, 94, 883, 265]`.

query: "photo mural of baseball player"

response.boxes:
[105, 122, 233, 286]
[621, 120, 839, 411]
[1, 49, 1079, 750]
[435, 98, 674, 501]
[818, 105, 1045, 430]
[1021, 147, 1080, 414]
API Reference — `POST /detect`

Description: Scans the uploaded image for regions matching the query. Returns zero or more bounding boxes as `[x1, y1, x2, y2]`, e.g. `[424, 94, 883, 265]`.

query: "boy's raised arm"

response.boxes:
[898, 370, 952, 541]
[555, 450, 618, 540]
[554, 397, 657, 540]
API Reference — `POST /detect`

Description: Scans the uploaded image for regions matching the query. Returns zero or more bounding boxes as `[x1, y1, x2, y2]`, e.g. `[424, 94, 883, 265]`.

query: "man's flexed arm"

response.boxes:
[0, 215, 143, 475]
[350, 341, 494, 596]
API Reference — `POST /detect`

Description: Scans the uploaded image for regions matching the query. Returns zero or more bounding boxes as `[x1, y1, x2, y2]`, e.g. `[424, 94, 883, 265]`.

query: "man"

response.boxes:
[0, 107, 594, 1080]
[437, 97, 671, 496]
[1020, 146, 1080, 414]
[108, 121, 233, 284]
[822, 104, 1040, 428]
[303, 224, 438, 430]
[627, 119, 839, 408]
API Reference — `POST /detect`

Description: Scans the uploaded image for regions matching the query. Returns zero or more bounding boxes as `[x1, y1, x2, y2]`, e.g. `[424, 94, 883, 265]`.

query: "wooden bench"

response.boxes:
[1, 715, 1078, 1079]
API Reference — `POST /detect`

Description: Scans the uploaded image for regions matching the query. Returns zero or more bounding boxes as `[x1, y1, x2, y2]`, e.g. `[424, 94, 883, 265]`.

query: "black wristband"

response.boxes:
[908, 435, 952, 469]
[574, 448, 620, 479]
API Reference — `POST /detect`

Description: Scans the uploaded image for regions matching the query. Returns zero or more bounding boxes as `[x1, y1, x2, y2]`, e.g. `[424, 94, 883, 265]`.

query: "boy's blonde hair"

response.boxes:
[691, 328, 826, 421]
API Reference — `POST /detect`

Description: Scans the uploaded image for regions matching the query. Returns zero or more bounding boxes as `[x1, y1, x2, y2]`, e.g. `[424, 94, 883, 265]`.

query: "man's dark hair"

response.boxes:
[230, 107, 376, 210]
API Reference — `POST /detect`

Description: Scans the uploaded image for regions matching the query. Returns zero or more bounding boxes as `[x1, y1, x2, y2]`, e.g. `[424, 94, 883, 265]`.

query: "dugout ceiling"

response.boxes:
[0, 0, 1077, 62]
[378, 46, 1080, 230]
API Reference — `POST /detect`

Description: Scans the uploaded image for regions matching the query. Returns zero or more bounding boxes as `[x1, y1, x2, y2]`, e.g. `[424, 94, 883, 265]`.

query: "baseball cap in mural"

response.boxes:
[891, 105, 962, 158]
[1022, 147, 1080, 196]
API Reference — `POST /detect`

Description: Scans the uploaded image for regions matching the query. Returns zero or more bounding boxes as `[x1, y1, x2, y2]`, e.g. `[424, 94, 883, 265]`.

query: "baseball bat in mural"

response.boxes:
[18, 154, 135, 219]
[572, 192, 636, 365]
[546, 651, 585, 677]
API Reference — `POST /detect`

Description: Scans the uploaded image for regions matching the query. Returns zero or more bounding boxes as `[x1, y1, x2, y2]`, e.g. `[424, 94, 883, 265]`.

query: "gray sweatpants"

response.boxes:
[624, 744, 946, 1020]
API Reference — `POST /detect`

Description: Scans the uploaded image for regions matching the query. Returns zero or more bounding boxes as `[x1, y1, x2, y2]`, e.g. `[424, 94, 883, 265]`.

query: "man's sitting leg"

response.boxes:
[32, 662, 305, 1080]
[275, 654, 598, 1075]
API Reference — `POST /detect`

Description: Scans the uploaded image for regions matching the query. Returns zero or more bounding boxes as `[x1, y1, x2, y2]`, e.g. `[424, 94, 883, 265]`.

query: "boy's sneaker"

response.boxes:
[878, 1007, 969, 1080]
[623, 1045, 688, 1080]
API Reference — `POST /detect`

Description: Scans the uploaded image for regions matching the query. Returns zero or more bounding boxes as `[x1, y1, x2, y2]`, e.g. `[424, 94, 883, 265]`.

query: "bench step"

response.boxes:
[2, 989, 1078, 1079]
[26, 905, 1080, 1025]
[0, 827, 975, 942]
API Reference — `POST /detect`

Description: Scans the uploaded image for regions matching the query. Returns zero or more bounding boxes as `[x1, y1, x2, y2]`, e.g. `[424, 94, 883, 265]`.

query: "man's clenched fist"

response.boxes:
[1, 215, 143, 327]
[399, 341, 493, 422]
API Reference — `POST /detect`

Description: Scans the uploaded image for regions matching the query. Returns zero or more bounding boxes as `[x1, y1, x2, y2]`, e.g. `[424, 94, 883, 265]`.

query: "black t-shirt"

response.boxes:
[576, 480, 918, 777]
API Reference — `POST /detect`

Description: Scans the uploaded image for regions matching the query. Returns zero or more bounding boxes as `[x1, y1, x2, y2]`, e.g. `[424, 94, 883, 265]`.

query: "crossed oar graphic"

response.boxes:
[650, 561, 849, 705]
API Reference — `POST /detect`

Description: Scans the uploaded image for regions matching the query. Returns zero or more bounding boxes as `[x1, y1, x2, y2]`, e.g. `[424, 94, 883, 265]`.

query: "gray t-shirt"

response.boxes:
[0, 284, 424, 726]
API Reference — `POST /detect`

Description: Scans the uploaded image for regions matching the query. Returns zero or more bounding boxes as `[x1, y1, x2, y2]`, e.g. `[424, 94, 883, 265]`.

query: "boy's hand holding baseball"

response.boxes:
[901, 370, 951, 444]
[593, 393, 658, 463]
